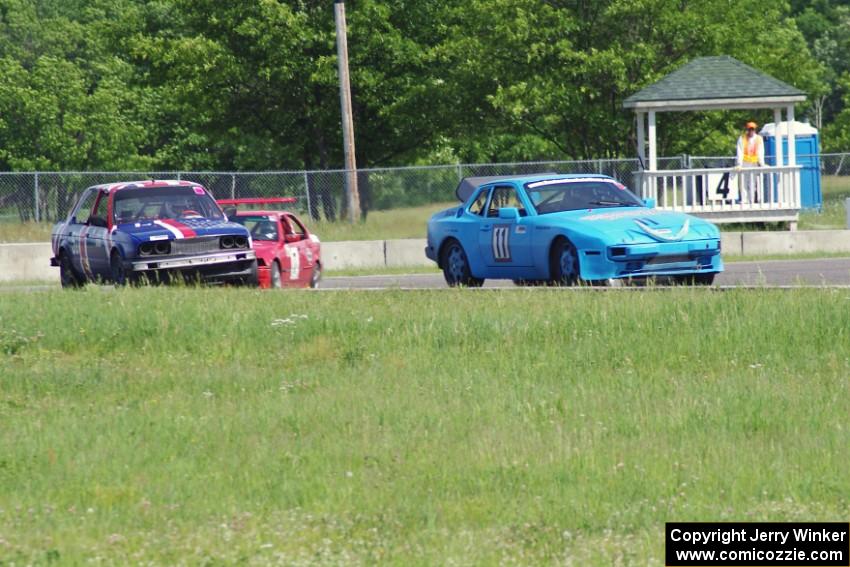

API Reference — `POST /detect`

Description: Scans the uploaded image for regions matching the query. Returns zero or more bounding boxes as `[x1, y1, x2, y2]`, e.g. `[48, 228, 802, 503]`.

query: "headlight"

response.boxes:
[221, 235, 248, 249]
[140, 241, 171, 256]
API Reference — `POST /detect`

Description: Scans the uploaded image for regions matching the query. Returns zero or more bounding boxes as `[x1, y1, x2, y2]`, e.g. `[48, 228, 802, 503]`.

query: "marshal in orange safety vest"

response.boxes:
[736, 121, 765, 167]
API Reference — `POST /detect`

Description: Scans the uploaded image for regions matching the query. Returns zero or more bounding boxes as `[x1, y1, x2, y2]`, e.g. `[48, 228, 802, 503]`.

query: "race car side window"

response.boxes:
[73, 189, 98, 224]
[487, 185, 526, 217]
[468, 188, 489, 216]
[90, 191, 109, 225]
[286, 214, 306, 236]
[279, 215, 293, 234]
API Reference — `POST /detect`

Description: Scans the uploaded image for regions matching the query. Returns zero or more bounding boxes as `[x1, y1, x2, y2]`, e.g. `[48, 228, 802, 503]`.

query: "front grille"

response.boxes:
[170, 236, 220, 256]
[646, 254, 692, 265]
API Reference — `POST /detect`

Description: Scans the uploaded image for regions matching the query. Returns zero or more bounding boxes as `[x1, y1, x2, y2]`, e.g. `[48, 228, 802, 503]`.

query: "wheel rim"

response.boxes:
[311, 265, 321, 288]
[559, 246, 577, 280]
[447, 245, 466, 282]
[271, 264, 282, 288]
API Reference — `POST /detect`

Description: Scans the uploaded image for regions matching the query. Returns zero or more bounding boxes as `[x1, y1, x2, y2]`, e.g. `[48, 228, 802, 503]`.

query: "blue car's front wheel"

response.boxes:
[110, 250, 129, 286]
[441, 240, 483, 288]
[673, 273, 716, 286]
[550, 238, 580, 286]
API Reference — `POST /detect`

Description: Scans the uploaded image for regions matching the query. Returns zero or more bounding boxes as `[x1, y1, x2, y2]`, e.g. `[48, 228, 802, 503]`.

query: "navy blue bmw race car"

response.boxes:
[51, 180, 258, 287]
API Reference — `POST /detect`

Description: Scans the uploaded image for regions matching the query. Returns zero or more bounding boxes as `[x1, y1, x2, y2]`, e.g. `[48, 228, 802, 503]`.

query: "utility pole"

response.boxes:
[334, 0, 360, 222]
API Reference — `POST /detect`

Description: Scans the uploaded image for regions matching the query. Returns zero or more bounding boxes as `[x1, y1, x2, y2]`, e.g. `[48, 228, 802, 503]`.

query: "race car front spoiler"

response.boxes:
[607, 239, 720, 262]
[130, 250, 255, 271]
[574, 238, 723, 280]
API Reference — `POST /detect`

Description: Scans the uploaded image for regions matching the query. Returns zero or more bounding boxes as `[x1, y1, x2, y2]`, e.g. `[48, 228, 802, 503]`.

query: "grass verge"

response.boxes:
[1, 288, 849, 563]
[793, 174, 849, 230]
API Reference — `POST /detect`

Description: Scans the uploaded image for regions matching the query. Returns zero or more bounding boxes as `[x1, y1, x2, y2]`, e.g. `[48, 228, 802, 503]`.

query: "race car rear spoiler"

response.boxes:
[455, 174, 556, 202]
[217, 197, 297, 207]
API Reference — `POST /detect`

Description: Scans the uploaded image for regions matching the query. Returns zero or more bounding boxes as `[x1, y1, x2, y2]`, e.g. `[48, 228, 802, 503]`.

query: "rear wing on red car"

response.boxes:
[217, 197, 297, 207]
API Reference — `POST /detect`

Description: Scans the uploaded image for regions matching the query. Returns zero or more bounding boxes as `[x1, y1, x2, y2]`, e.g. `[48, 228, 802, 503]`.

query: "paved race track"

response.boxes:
[5, 258, 850, 293]
[322, 258, 850, 290]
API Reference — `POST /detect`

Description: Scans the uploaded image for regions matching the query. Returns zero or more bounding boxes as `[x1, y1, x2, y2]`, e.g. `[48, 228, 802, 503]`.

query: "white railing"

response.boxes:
[635, 165, 801, 222]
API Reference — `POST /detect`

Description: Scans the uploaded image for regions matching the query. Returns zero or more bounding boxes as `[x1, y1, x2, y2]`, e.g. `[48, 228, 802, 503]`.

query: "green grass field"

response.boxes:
[1, 288, 848, 564]
[308, 202, 453, 242]
[0, 220, 52, 243]
[798, 175, 850, 230]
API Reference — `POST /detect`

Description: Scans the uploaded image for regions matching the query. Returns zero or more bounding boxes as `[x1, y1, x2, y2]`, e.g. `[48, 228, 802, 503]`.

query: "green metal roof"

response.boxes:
[623, 56, 805, 110]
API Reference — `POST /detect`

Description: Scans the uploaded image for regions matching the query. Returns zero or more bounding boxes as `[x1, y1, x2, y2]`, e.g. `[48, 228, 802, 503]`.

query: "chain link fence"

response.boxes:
[2, 153, 848, 225]
[689, 153, 850, 176]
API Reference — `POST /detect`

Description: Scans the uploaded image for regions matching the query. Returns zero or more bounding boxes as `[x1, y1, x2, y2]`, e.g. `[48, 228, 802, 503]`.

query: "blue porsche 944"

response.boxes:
[425, 174, 723, 286]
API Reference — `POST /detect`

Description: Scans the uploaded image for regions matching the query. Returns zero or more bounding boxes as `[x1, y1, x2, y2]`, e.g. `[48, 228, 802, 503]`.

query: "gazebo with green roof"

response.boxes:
[623, 56, 806, 172]
[623, 56, 807, 227]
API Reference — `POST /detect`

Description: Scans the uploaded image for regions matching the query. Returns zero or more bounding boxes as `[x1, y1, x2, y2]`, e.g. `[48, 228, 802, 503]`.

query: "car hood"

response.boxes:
[543, 207, 719, 243]
[117, 218, 250, 242]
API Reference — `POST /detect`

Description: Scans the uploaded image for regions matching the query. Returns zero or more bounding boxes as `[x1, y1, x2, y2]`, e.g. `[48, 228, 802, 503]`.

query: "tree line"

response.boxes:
[0, 0, 848, 175]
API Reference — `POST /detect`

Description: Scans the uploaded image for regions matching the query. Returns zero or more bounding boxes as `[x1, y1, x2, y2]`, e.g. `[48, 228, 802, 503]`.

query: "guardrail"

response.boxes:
[6, 233, 850, 283]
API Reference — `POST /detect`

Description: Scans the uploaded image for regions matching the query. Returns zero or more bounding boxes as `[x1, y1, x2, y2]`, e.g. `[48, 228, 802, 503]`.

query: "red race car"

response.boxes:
[219, 198, 322, 288]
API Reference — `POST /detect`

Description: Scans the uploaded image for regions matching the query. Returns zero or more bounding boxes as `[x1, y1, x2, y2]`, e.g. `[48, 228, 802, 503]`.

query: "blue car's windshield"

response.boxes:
[113, 187, 224, 224]
[525, 179, 643, 214]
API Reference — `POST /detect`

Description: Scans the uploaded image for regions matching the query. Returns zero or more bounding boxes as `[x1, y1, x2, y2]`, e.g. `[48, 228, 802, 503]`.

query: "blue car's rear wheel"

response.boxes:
[550, 238, 580, 286]
[442, 240, 483, 288]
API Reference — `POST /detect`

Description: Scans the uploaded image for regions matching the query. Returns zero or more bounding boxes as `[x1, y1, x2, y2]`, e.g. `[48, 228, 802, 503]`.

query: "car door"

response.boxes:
[279, 214, 307, 286]
[285, 214, 316, 284]
[84, 189, 112, 279]
[477, 184, 532, 267]
[66, 188, 99, 279]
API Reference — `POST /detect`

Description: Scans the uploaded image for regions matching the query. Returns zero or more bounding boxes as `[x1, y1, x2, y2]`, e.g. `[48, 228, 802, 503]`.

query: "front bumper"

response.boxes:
[582, 239, 722, 280]
[129, 250, 256, 283]
[130, 249, 255, 272]
[425, 245, 437, 263]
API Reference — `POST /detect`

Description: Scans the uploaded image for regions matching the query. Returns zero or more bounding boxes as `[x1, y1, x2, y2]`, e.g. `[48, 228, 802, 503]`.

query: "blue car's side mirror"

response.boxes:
[498, 207, 520, 220]
[643, 198, 656, 209]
